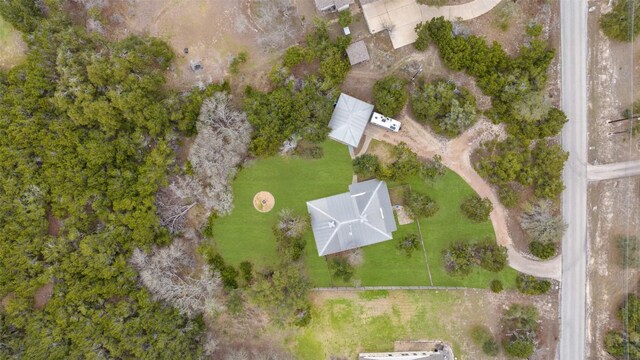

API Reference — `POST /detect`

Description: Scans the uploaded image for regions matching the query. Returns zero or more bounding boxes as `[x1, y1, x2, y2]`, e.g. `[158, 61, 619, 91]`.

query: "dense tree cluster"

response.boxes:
[411, 80, 478, 137]
[245, 23, 352, 156]
[426, 17, 566, 140]
[0, 3, 216, 357]
[501, 304, 540, 358]
[251, 209, 312, 326]
[413, 22, 431, 51]
[352, 143, 444, 183]
[476, 139, 568, 201]
[605, 293, 640, 359]
[373, 76, 408, 117]
[600, 0, 640, 42]
[442, 241, 508, 276]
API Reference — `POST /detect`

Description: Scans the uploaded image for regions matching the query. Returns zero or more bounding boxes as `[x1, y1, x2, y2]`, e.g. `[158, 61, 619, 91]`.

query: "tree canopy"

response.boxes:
[0, 5, 217, 358]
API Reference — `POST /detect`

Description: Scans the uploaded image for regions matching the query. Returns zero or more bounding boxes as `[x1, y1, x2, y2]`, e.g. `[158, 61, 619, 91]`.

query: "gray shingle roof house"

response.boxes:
[328, 93, 374, 148]
[346, 40, 370, 66]
[314, 0, 354, 12]
[307, 179, 397, 256]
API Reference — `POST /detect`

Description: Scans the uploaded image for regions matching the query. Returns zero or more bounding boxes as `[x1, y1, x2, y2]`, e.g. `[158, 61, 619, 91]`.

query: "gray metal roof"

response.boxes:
[314, 0, 354, 11]
[359, 352, 446, 360]
[307, 179, 397, 256]
[328, 93, 374, 148]
[346, 40, 370, 65]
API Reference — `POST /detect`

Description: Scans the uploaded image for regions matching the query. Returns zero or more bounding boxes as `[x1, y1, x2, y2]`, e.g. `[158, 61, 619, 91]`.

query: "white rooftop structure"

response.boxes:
[359, 351, 447, 360]
[370, 112, 401, 132]
[307, 179, 397, 256]
[328, 93, 374, 148]
[314, 0, 354, 12]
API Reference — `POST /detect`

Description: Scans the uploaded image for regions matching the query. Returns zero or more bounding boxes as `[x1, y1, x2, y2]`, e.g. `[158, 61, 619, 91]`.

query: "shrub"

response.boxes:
[239, 261, 254, 285]
[501, 304, 539, 358]
[338, 10, 352, 28]
[396, 233, 421, 257]
[516, 274, 551, 295]
[617, 235, 640, 268]
[330, 257, 354, 282]
[282, 45, 308, 68]
[295, 142, 324, 159]
[460, 195, 493, 223]
[474, 242, 508, 272]
[490, 279, 504, 293]
[503, 338, 535, 358]
[526, 22, 543, 38]
[498, 186, 518, 208]
[419, 154, 446, 180]
[529, 240, 556, 260]
[353, 154, 381, 179]
[605, 294, 640, 358]
[600, 0, 640, 42]
[229, 51, 248, 74]
[404, 189, 439, 219]
[373, 76, 408, 117]
[202, 250, 239, 289]
[483, 339, 500, 356]
[387, 143, 422, 181]
[414, 22, 431, 51]
[273, 209, 308, 261]
[442, 241, 474, 276]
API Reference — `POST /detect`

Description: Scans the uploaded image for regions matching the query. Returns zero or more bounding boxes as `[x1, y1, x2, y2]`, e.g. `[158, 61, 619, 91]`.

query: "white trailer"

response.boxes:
[370, 112, 401, 132]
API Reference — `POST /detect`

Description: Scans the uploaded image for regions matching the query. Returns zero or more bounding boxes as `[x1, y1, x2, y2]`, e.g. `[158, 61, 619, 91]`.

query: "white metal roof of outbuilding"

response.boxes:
[328, 93, 374, 148]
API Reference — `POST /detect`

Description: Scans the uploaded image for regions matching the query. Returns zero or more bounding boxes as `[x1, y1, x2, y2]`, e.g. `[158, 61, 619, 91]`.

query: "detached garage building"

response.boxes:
[306, 179, 397, 256]
[328, 93, 375, 148]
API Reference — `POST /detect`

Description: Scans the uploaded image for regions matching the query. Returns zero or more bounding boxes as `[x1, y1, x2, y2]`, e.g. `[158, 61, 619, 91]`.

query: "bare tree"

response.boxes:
[520, 200, 567, 243]
[155, 186, 197, 234]
[186, 92, 252, 216]
[130, 240, 221, 318]
[276, 208, 308, 238]
[253, 0, 298, 51]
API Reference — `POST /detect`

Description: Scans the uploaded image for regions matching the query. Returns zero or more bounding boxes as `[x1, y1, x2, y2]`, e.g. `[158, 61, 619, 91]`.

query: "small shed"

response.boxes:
[346, 40, 370, 66]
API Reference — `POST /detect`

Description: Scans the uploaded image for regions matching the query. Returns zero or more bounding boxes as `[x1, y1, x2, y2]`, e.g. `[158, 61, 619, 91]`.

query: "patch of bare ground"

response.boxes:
[310, 289, 558, 360]
[0, 22, 26, 70]
[587, 1, 640, 164]
[587, 177, 640, 359]
[99, 0, 309, 91]
[34, 282, 54, 310]
[47, 211, 62, 237]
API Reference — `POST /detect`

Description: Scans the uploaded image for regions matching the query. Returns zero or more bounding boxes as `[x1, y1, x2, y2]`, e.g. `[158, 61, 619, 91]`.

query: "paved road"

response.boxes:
[362, 0, 502, 48]
[587, 159, 640, 181]
[559, 1, 588, 359]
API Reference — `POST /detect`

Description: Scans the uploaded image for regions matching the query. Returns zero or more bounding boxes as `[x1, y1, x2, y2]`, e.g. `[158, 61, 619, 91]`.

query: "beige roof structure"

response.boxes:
[361, 0, 502, 49]
[346, 40, 370, 66]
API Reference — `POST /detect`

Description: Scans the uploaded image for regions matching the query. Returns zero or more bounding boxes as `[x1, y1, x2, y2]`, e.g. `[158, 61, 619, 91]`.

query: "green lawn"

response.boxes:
[288, 291, 481, 360]
[211, 141, 352, 286]
[210, 140, 517, 289]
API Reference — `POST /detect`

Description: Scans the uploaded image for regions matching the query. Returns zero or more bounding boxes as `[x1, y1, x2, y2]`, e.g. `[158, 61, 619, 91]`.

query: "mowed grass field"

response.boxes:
[211, 140, 518, 288]
[288, 290, 495, 360]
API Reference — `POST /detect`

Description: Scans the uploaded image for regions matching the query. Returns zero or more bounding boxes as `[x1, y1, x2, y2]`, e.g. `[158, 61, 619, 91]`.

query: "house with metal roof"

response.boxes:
[328, 93, 375, 148]
[307, 179, 397, 256]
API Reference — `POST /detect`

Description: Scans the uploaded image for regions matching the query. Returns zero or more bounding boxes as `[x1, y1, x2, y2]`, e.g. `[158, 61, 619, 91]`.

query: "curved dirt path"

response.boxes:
[364, 114, 562, 280]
